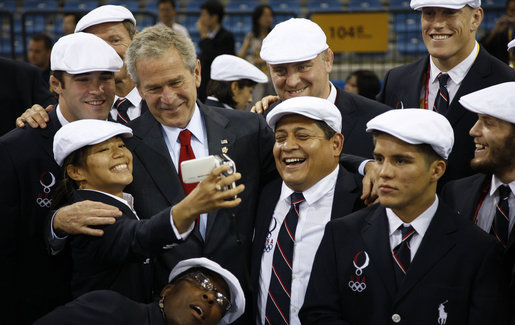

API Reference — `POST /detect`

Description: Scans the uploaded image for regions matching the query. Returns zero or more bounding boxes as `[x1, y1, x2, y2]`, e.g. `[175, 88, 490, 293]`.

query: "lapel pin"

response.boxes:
[222, 147, 228, 154]
[221, 139, 228, 144]
[348, 250, 369, 292]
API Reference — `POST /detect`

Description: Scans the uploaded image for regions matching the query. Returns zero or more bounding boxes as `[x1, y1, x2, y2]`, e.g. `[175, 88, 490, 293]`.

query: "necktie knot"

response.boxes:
[178, 129, 193, 145]
[114, 98, 131, 124]
[499, 185, 511, 201]
[290, 192, 305, 207]
[437, 73, 449, 87]
[399, 225, 416, 242]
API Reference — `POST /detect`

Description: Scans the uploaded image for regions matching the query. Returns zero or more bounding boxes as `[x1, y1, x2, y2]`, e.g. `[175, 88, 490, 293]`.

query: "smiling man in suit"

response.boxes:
[377, 0, 515, 185]
[301, 109, 509, 324]
[441, 82, 515, 322]
[251, 96, 364, 325]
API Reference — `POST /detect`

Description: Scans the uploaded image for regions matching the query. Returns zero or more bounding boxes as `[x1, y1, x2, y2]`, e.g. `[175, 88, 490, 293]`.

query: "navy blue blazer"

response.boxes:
[377, 48, 515, 185]
[300, 202, 510, 324]
[34, 290, 165, 325]
[441, 174, 515, 322]
[0, 109, 71, 324]
[250, 166, 365, 323]
[69, 190, 180, 303]
[0, 57, 56, 136]
[125, 101, 276, 324]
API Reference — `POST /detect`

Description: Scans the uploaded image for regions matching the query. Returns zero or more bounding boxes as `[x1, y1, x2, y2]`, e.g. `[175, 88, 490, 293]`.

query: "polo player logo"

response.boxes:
[437, 300, 448, 325]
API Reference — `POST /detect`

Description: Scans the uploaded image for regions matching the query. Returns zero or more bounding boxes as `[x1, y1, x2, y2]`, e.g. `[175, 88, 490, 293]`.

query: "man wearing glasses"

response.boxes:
[35, 258, 245, 325]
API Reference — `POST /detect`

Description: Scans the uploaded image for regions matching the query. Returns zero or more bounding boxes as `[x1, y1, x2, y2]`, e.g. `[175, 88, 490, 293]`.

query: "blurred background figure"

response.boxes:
[197, 0, 235, 102]
[62, 12, 80, 35]
[27, 33, 52, 89]
[206, 54, 268, 110]
[481, 0, 515, 65]
[156, 0, 190, 38]
[238, 5, 276, 101]
[344, 69, 381, 100]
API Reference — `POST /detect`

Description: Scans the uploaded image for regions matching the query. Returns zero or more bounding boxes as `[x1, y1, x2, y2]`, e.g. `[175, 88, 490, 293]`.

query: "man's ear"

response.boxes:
[430, 159, 446, 182]
[160, 283, 175, 297]
[50, 75, 63, 95]
[194, 59, 202, 88]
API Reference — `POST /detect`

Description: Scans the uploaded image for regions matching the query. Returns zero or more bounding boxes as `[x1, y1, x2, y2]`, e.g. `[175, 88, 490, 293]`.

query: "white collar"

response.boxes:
[56, 105, 70, 126]
[490, 174, 515, 197]
[327, 81, 337, 104]
[114, 87, 142, 107]
[430, 41, 479, 85]
[279, 165, 339, 207]
[161, 102, 206, 146]
[80, 189, 135, 210]
[387, 195, 439, 238]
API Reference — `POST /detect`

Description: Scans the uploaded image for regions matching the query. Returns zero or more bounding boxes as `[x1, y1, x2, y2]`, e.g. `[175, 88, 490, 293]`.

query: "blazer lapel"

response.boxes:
[131, 113, 185, 206]
[395, 203, 457, 302]
[361, 206, 397, 298]
[446, 48, 489, 126]
[198, 103, 237, 243]
[41, 109, 61, 161]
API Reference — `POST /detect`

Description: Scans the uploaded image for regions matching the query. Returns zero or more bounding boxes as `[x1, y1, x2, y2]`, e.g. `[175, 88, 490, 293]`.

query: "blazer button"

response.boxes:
[392, 314, 401, 323]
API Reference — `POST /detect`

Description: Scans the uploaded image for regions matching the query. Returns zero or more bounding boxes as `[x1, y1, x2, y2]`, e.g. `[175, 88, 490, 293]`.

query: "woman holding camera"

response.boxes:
[52, 119, 243, 303]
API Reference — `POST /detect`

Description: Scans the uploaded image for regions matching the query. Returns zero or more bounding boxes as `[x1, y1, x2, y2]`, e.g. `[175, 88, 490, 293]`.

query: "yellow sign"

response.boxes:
[312, 13, 389, 53]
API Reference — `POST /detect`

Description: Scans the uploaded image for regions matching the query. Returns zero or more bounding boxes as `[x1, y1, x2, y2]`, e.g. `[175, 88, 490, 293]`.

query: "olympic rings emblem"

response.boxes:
[348, 280, 367, 292]
[36, 197, 52, 208]
[263, 218, 278, 253]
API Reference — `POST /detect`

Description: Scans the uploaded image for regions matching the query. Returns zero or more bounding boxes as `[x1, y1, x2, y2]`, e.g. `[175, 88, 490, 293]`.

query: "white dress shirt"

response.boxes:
[476, 175, 515, 236]
[110, 87, 144, 122]
[258, 166, 339, 325]
[161, 103, 210, 237]
[426, 41, 479, 110]
[386, 195, 439, 261]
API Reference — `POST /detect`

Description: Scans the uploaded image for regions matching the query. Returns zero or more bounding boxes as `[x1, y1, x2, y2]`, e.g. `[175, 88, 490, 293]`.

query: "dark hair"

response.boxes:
[314, 120, 337, 140]
[348, 70, 380, 100]
[158, 0, 176, 9]
[51, 145, 90, 210]
[206, 79, 257, 108]
[64, 12, 81, 24]
[252, 5, 273, 38]
[201, 0, 225, 22]
[30, 33, 53, 50]
[507, 0, 515, 10]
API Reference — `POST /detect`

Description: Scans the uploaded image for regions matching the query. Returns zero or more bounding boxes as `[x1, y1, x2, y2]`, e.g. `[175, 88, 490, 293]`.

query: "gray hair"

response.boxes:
[125, 25, 197, 85]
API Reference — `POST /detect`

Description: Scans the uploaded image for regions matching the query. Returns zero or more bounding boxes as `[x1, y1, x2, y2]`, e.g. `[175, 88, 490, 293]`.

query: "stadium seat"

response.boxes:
[22, 0, 59, 11]
[397, 32, 427, 55]
[104, 0, 140, 12]
[226, 1, 258, 13]
[348, 0, 383, 11]
[307, 0, 342, 12]
[393, 12, 421, 33]
[0, 1, 17, 12]
[269, 0, 300, 15]
[63, 0, 99, 12]
[389, 0, 411, 10]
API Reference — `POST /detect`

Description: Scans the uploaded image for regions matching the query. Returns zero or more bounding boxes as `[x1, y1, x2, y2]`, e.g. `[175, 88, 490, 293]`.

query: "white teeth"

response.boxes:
[112, 163, 127, 171]
[432, 35, 450, 40]
[288, 88, 305, 94]
[87, 100, 103, 105]
[475, 144, 486, 149]
[285, 158, 304, 163]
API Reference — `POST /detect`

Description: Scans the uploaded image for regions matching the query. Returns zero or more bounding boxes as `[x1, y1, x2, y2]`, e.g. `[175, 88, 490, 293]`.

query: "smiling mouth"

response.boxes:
[85, 100, 105, 106]
[286, 86, 308, 96]
[284, 157, 306, 166]
[110, 163, 128, 172]
[431, 34, 451, 40]
[190, 304, 204, 318]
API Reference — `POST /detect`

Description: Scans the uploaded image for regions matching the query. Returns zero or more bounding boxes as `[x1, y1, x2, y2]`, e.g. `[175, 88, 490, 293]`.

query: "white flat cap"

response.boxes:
[75, 5, 136, 33]
[168, 258, 245, 325]
[410, 0, 481, 9]
[507, 38, 515, 52]
[459, 82, 515, 124]
[51, 32, 123, 74]
[366, 109, 454, 159]
[53, 120, 133, 166]
[211, 54, 268, 83]
[260, 18, 329, 65]
[266, 96, 342, 132]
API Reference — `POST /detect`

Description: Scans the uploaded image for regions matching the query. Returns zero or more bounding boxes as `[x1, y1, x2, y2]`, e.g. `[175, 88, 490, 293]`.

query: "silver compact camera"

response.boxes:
[181, 154, 237, 192]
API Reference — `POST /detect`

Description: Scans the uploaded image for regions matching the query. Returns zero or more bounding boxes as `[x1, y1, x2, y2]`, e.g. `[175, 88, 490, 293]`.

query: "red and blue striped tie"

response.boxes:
[265, 192, 304, 324]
